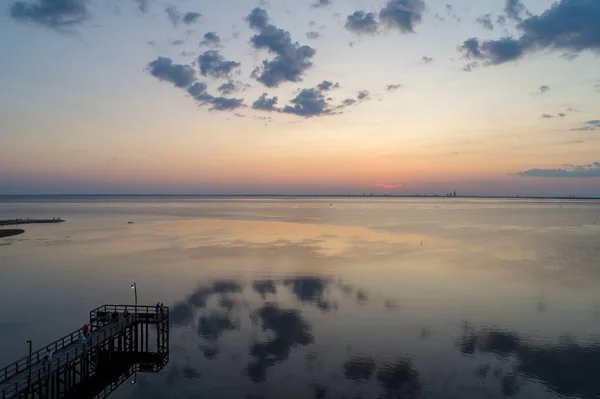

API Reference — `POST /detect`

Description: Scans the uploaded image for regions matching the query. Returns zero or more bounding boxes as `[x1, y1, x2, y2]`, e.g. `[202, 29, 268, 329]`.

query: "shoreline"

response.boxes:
[0, 229, 24, 238]
[0, 219, 64, 227]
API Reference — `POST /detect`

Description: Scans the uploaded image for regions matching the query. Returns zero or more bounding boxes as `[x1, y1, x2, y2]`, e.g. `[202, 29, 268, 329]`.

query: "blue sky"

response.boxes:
[0, 0, 599, 195]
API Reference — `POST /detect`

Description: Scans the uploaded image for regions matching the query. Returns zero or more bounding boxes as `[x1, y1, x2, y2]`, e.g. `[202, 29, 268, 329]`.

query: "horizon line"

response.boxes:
[0, 194, 599, 200]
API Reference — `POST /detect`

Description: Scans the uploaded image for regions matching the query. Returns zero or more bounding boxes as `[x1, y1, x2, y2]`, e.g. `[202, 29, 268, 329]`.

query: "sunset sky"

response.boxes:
[1, 0, 599, 196]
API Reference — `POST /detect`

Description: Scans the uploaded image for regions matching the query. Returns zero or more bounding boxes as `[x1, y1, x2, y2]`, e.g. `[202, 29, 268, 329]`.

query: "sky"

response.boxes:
[0, 0, 599, 196]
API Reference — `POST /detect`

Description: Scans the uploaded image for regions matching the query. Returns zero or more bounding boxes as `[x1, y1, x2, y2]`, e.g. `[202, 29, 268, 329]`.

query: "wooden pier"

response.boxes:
[0, 305, 169, 399]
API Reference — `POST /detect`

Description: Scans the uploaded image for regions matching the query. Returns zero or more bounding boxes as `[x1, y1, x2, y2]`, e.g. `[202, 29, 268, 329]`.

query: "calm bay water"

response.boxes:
[1, 196, 600, 398]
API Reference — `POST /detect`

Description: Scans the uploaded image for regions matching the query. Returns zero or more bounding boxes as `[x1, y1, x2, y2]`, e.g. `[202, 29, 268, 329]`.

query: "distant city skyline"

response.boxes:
[1, 0, 599, 196]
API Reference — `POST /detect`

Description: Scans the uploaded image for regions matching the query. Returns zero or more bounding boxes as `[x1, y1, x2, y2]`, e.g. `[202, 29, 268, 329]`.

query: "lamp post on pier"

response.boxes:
[131, 282, 137, 311]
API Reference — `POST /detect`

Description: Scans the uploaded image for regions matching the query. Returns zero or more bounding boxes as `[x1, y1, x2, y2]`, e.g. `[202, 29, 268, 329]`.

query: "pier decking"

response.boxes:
[0, 305, 169, 399]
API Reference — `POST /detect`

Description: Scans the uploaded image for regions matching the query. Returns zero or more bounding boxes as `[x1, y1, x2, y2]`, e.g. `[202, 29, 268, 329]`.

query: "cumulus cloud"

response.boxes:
[317, 80, 340, 91]
[345, 11, 379, 34]
[386, 84, 403, 91]
[517, 162, 600, 177]
[200, 32, 220, 46]
[187, 82, 244, 111]
[539, 85, 550, 94]
[476, 13, 494, 30]
[311, 0, 331, 8]
[282, 88, 330, 117]
[182, 11, 201, 25]
[246, 7, 269, 30]
[198, 50, 241, 78]
[252, 93, 279, 111]
[459, 37, 524, 65]
[165, 5, 180, 27]
[217, 80, 246, 95]
[10, 0, 90, 30]
[246, 8, 316, 87]
[504, 0, 530, 22]
[379, 0, 426, 33]
[306, 31, 320, 39]
[147, 57, 242, 111]
[459, 0, 600, 68]
[147, 57, 196, 88]
[571, 120, 600, 131]
[422, 56, 433, 63]
[357, 90, 370, 100]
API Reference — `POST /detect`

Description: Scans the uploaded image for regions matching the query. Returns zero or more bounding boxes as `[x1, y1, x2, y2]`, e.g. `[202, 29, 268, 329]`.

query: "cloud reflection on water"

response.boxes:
[457, 323, 600, 399]
[115, 275, 600, 399]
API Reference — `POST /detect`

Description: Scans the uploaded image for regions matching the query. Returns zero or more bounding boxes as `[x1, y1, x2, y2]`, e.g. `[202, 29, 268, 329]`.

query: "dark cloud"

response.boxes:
[357, 90, 370, 100]
[379, 0, 426, 33]
[459, 38, 482, 59]
[462, 61, 479, 72]
[165, 5, 180, 27]
[345, 11, 379, 35]
[10, 0, 90, 30]
[422, 56, 433, 63]
[252, 93, 279, 111]
[504, 0, 530, 22]
[476, 13, 494, 30]
[542, 113, 554, 118]
[558, 112, 566, 117]
[316, 80, 340, 91]
[182, 11, 201, 25]
[217, 80, 245, 95]
[311, 0, 331, 8]
[386, 83, 403, 91]
[147, 57, 196, 88]
[208, 96, 244, 111]
[306, 31, 320, 39]
[458, 37, 524, 65]
[571, 120, 600, 131]
[539, 85, 550, 94]
[200, 31, 221, 46]
[460, 0, 600, 68]
[282, 88, 329, 117]
[342, 98, 356, 106]
[246, 8, 316, 87]
[246, 7, 269, 30]
[171, 39, 184, 46]
[517, 161, 600, 177]
[197, 50, 241, 78]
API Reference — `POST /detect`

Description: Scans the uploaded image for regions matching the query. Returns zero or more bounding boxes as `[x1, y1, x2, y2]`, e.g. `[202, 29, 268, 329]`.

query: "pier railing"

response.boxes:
[0, 327, 81, 385]
[0, 306, 155, 385]
[1, 313, 153, 399]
